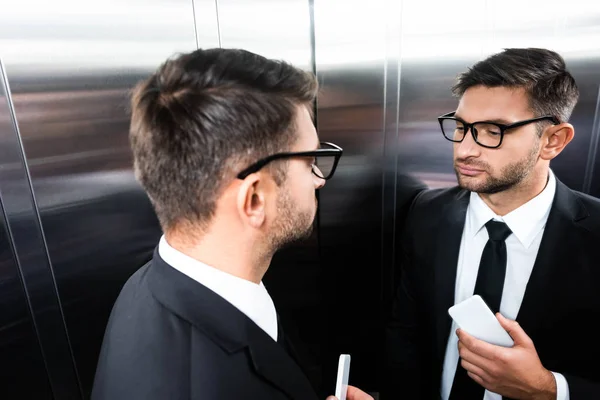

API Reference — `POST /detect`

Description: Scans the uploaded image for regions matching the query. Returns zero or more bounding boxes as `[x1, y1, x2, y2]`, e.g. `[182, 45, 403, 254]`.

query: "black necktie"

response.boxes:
[449, 220, 512, 400]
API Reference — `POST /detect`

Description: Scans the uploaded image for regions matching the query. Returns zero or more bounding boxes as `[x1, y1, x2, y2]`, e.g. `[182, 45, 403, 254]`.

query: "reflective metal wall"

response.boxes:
[215, 0, 328, 393]
[313, 0, 388, 394]
[0, 60, 56, 400]
[0, 0, 217, 397]
[1, 0, 600, 398]
[313, 0, 600, 394]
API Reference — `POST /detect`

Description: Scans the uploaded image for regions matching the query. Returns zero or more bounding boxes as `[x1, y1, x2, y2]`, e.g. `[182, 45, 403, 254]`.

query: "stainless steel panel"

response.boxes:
[193, 0, 222, 48]
[590, 93, 600, 197]
[216, 0, 325, 393]
[313, 0, 390, 393]
[314, 0, 600, 393]
[584, 87, 600, 194]
[0, 0, 207, 396]
[0, 60, 80, 399]
[217, 0, 313, 70]
[0, 60, 54, 400]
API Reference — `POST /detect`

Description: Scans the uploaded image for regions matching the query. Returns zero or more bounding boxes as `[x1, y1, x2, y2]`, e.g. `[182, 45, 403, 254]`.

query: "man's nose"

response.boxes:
[315, 175, 325, 189]
[455, 127, 481, 158]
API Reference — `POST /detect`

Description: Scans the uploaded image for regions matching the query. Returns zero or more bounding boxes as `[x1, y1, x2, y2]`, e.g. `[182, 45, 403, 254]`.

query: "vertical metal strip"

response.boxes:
[309, 0, 318, 118]
[379, 28, 390, 304]
[215, 0, 222, 47]
[308, 0, 321, 256]
[582, 85, 600, 194]
[390, 0, 404, 295]
[0, 59, 82, 400]
[191, 0, 200, 49]
[380, 0, 403, 307]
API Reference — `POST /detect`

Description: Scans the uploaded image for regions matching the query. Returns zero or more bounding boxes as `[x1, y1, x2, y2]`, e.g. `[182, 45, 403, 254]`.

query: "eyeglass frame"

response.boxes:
[437, 111, 560, 149]
[236, 141, 343, 180]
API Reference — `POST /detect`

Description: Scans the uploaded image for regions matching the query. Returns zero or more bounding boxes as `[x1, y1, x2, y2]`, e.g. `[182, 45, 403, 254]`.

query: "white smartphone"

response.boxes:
[448, 295, 514, 347]
[334, 354, 351, 400]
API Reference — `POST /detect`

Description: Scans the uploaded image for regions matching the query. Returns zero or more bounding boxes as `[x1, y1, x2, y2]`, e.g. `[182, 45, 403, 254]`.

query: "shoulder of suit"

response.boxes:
[566, 187, 600, 229]
[570, 189, 600, 211]
[411, 185, 466, 211]
[400, 186, 466, 237]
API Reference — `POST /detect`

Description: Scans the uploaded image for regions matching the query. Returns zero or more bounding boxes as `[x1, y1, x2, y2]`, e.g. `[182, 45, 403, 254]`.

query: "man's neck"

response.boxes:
[164, 230, 271, 284]
[477, 169, 550, 216]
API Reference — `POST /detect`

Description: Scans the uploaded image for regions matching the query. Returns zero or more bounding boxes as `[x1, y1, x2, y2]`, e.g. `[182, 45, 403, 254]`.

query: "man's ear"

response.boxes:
[236, 173, 267, 229]
[540, 122, 574, 161]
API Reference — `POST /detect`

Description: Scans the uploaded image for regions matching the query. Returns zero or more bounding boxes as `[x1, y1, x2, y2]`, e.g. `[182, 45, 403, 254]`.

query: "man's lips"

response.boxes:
[456, 164, 485, 176]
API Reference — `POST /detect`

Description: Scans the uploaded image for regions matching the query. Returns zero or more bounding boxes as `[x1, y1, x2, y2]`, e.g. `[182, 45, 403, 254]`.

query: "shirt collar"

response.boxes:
[467, 170, 556, 248]
[157, 235, 278, 341]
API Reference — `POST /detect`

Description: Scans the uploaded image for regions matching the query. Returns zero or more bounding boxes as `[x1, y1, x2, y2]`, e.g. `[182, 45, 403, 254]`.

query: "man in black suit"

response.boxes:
[91, 48, 372, 400]
[384, 48, 600, 399]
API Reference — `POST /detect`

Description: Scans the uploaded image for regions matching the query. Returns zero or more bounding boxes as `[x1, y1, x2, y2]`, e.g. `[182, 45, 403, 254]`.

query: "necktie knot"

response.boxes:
[485, 220, 512, 241]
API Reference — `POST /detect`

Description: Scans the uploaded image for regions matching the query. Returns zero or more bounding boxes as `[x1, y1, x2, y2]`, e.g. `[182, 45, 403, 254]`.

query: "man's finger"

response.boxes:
[496, 313, 532, 347]
[347, 385, 374, 400]
[458, 343, 494, 372]
[460, 358, 490, 383]
[467, 371, 487, 388]
[457, 330, 501, 360]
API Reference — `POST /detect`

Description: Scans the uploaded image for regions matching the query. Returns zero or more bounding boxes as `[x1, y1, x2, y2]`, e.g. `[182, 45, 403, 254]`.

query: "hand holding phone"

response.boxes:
[448, 295, 514, 347]
[334, 354, 351, 400]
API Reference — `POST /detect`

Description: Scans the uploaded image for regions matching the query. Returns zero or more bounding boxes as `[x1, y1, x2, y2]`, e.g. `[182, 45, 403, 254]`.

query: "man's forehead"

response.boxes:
[294, 105, 319, 148]
[457, 86, 533, 120]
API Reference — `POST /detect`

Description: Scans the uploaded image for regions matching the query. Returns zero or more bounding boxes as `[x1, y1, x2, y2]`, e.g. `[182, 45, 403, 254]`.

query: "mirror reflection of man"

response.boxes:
[385, 48, 600, 399]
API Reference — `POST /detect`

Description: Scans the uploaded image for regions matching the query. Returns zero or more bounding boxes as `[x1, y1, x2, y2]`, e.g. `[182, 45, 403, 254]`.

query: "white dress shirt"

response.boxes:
[441, 170, 570, 400]
[157, 235, 278, 342]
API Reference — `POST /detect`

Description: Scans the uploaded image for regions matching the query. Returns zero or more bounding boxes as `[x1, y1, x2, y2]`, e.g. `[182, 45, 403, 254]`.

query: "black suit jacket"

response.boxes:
[383, 178, 600, 399]
[91, 251, 319, 400]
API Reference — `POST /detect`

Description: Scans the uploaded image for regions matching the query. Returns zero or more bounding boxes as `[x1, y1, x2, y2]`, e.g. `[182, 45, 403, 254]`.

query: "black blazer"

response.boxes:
[91, 251, 319, 400]
[383, 178, 600, 400]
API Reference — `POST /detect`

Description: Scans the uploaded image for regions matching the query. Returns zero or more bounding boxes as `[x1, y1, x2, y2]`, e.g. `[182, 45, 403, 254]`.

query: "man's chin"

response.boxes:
[456, 172, 478, 189]
[293, 223, 315, 243]
[272, 221, 315, 251]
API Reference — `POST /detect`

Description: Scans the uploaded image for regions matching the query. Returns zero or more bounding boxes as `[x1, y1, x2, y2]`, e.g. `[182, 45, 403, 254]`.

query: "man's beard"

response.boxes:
[455, 143, 539, 194]
[268, 189, 316, 252]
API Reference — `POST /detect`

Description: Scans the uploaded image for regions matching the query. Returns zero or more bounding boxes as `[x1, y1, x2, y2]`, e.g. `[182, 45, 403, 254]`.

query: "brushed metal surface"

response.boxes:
[0, 0, 208, 397]
[216, 0, 326, 393]
[314, 0, 390, 393]
[313, 0, 600, 393]
[1, 0, 599, 397]
[193, 0, 222, 49]
[217, 0, 313, 71]
[0, 60, 56, 400]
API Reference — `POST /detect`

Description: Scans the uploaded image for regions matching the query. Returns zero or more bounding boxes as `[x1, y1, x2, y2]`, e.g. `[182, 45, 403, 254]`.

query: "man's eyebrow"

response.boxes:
[454, 113, 512, 125]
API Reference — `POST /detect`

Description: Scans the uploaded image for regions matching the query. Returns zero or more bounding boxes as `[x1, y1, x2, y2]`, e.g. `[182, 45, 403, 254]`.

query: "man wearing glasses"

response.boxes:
[385, 48, 600, 399]
[91, 48, 370, 400]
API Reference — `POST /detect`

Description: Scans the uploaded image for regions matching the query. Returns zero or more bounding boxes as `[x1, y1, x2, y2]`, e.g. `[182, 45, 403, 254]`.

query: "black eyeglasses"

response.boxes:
[237, 142, 343, 180]
[438, 111, 560, 149]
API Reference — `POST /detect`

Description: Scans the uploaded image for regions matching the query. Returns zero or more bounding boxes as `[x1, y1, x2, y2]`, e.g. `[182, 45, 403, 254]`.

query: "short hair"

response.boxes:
[452, 48, 579, 124]
[129, 48, 318, 231]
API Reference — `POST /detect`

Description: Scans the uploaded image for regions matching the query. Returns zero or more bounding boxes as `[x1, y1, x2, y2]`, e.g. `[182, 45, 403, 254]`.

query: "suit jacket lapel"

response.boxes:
[434, 189, 470, 363]
[148, 252, 318, 400]
[276, 315, 303, 373]
[246, 320, 318, 400]
[516, 179, 589, 334]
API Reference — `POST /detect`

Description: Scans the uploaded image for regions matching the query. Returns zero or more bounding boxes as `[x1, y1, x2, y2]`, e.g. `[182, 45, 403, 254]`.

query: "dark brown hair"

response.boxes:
[453, 48, 579, 126]
[129, 48, 318, 231]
